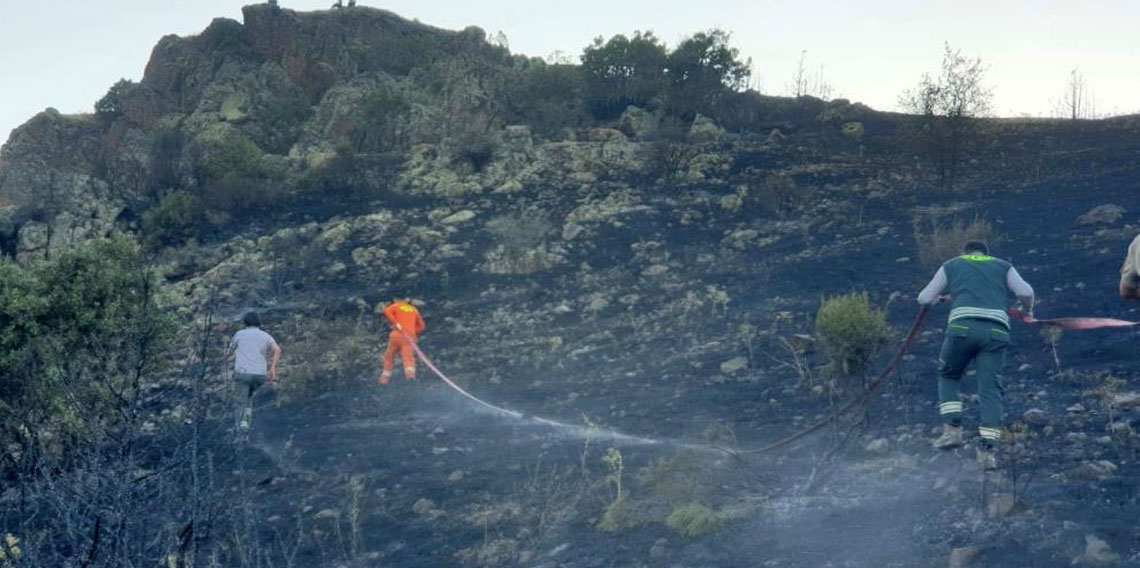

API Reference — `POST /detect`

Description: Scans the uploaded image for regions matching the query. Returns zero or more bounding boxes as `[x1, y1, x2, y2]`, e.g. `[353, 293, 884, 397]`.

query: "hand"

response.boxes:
[268, 368, 278, 383]
[938, 294, 952, 304]
[396, 323, 403, 331]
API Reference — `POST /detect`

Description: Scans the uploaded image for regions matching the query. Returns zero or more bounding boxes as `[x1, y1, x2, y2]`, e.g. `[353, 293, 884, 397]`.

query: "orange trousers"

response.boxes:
[381, 330, 416, 382]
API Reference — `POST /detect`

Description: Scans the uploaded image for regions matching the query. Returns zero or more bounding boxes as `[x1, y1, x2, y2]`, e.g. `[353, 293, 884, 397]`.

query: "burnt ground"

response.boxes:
[201, 165, 1140, 568]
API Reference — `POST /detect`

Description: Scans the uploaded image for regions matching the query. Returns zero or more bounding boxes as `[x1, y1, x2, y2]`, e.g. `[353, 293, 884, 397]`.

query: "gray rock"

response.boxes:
[441, 210, 477, 225]
[1023, 408, 1048, 424]
[1073, 460, 1117, 480]
[1111, 392, 1140, 410]
[864, 438, 890, 454]
[948, 546, 979, 568]
[1075, 534, 1119, 565]
[412, 498, 435, 515]
[689, 114, 724, 144]
[985, 493, 1017, 518]
[618, 105, 659, 139]
[1076, 204, 1125, 226]
[719, 357, 748, 374]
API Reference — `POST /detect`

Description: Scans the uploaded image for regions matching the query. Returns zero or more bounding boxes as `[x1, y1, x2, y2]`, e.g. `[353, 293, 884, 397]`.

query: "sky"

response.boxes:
[2, 0, 1139, 143]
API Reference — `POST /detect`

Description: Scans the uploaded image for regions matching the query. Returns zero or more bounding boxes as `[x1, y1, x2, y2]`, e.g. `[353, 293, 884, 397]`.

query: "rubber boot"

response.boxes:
[976, 444, 997, 470]
[933, 425, 963, 449]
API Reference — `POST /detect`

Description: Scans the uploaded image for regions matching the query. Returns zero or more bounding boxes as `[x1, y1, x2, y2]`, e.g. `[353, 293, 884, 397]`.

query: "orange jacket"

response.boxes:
[384, 301, 425, 338]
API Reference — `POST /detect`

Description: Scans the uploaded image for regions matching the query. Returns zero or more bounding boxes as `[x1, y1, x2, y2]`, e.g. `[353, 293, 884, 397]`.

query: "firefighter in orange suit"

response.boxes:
[379, 298, 426, 385]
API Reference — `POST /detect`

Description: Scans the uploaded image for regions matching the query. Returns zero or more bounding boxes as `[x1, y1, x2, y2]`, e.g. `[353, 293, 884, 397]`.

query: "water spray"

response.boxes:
[400, 306, 932, 457]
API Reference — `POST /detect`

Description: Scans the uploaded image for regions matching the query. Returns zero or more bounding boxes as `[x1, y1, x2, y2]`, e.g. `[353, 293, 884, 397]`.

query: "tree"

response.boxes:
[1055, 67, 1095, 120]
[580, 31, 668, 119]
[504, 59, 588, 136]
[899, 42, 992, 189]
[94, 79, 138, 121]
[664, 29, 752, 119]
[0, 235, 175, 477]
[789, 50, 834, 100]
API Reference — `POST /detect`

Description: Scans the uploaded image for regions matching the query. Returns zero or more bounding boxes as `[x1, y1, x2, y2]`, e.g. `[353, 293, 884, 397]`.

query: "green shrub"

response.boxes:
[190, 129, 264, 183]
[913, 216, 999, 270]
[142, 190, 200, 249]
[596, 496, 643, 532]
[255, 96, 312, 154]
[638, 451, 704, 505]
[815, 292, 892, 377]
[504, 61, 588, 136]
[0, 235, 176, 471]
[665, 504, 725, 537]
[352, 86, 411, 153]
[95, 79, 138, 120]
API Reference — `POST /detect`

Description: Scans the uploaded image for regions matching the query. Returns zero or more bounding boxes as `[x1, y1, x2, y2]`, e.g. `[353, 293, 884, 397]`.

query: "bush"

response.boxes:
[641, 116, 701, 183]
[255, 95, 313, 154]
[188, 127, 286, 222]
[94, 79, 138, 120]
[913, 216, 999, 270]
[190, 128, 264, 183]
[446, 119, 498, 173]
[352, 86, 410, 153]
[485, 212, 553, 253]
[141, 190, 200, 249]
[0, 235, 176, 472]
[504, 61, 588, 136]
[665, 503, 726, 537]
[815, 292, 892, 377]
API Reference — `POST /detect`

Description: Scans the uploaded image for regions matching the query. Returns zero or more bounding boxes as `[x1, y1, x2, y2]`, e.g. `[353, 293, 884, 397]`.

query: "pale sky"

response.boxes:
[3, 0, 1139, 143]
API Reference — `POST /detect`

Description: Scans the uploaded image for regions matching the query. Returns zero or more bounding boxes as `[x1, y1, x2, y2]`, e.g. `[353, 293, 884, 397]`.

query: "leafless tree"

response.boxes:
[789, 50, 834, 100]
[1054, 67, 1096, 120]
[899, 42, 993, 189]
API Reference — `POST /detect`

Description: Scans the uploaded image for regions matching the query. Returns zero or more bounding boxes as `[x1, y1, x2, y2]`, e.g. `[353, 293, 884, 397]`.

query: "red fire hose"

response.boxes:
[1009, 307, 1140, 330]
[735, 305, 932, 455]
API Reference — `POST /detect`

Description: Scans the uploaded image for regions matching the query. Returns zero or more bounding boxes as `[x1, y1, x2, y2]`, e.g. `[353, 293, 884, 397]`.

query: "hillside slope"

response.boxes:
[2, 4, 1140, 568]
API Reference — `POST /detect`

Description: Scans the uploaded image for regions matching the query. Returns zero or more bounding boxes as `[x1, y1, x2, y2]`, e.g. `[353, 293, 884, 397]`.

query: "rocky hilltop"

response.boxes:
[4, 4, 1140, 568]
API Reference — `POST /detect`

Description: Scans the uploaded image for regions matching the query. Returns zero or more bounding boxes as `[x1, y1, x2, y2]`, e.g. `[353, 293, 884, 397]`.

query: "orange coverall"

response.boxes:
[380, 301, 426, 385]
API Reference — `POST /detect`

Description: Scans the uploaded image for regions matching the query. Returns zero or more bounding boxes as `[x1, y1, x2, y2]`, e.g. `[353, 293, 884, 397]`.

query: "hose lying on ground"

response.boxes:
[732, 305, 931, 455]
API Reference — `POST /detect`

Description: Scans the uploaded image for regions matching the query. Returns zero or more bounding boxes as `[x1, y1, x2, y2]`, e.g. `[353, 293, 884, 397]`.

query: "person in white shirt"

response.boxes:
[228, 312, 282, 432]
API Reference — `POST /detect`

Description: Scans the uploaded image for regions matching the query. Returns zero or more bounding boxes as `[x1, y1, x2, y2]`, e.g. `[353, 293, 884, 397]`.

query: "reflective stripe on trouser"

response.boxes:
[234, 372, 266, 426]
[936, 318, 1007, 435]
[383, 330, 416, 378]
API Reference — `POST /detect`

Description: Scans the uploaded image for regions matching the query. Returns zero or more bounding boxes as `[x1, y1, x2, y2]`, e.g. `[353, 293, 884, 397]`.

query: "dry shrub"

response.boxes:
[485, 213, 554, 252]
[913, 216, 1000, 270]
[278, 318, 376, 401]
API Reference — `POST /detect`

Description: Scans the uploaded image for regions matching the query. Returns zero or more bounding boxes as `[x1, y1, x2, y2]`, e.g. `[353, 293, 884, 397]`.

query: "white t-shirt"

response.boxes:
[230, 327, 277, 375]
[1121, 234, 1140, 288]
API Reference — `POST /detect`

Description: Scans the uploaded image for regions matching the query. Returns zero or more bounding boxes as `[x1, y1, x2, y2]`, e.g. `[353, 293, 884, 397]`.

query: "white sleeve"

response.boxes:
[1007, 267, 1034, 306]
[917, 267, 948, 305]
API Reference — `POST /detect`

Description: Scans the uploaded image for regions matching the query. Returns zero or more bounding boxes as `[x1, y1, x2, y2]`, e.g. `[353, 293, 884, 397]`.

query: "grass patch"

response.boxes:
[913, 216, 1000, 270]
[665, 503, 730, 537]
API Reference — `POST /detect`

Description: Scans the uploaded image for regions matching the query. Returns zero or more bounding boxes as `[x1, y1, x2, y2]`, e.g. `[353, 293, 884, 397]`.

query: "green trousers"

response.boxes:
[937, 318, 1008, 444]
[234, 372, 266, 427]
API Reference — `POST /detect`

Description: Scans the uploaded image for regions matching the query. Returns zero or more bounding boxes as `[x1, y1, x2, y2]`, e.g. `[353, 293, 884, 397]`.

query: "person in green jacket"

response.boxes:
[917, 240, 1035, 469]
